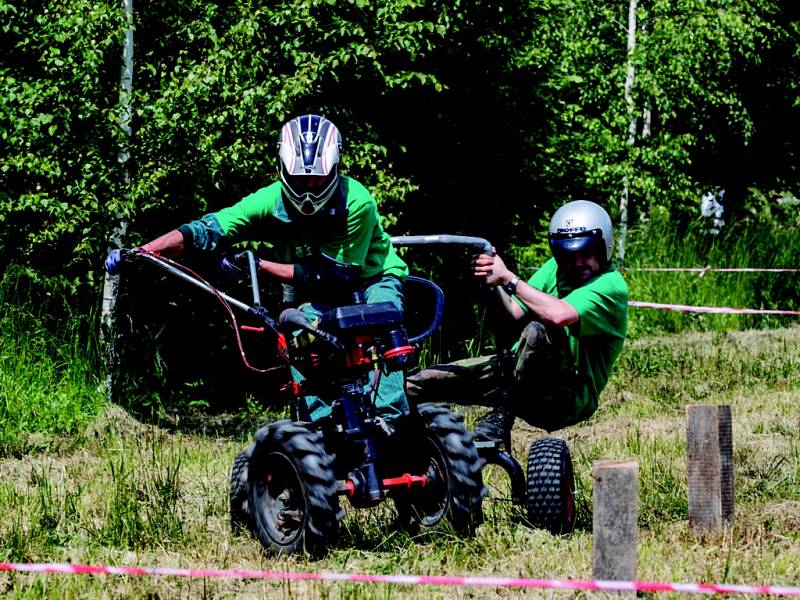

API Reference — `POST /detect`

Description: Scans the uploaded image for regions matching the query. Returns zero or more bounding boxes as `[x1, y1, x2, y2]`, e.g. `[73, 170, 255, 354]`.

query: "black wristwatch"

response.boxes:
[503, 275, 521, 296]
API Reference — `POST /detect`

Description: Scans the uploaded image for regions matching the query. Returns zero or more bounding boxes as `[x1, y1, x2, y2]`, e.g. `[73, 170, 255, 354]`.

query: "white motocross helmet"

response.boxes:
[277, 114, 342, 216]
[548, 200, 614, 265]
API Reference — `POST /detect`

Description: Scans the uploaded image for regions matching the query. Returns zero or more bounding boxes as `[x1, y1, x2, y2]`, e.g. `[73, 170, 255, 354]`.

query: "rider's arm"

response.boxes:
[474, 252, 579, 328]
[258, 259, 294, 282]
[141, 229, 185, 257]
[493, 285, 527, 320]
[178, 185, 294, 280]
[505, 276, 579, 327]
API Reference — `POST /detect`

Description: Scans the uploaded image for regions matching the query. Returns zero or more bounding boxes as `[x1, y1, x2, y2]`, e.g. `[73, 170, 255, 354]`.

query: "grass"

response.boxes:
[621, 218, 800, 337]
[0, 275, 105, 456]
[0, 324, 798, 597]
[2, 220, 800, 597]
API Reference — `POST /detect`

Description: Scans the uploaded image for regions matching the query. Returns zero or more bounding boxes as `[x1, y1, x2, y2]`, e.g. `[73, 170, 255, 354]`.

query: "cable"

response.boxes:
[141, 251, 289, 374]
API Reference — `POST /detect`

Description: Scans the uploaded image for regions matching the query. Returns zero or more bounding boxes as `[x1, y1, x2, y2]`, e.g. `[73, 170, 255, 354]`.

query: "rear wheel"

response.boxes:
[394, 403, 486, 536]
[526, 437, 575, 534]
[248, 420, 341, 556]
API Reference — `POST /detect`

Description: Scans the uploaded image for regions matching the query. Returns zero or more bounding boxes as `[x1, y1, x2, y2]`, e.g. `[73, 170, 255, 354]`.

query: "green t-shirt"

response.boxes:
[181, 175, 408, 282]
[520, 257, 628, 421]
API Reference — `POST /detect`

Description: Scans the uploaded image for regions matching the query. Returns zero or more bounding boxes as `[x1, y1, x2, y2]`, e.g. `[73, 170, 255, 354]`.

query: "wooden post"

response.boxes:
[592, 461, 638, 587]
[686, 405, 734, 531]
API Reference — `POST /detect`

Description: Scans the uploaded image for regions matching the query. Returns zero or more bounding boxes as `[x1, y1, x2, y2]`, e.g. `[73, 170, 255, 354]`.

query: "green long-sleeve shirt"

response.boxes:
[178, 175, 408, 282]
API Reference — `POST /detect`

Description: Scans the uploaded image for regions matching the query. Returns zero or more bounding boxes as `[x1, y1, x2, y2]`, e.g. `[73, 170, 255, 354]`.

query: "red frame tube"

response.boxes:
[338, 473, 429, 497]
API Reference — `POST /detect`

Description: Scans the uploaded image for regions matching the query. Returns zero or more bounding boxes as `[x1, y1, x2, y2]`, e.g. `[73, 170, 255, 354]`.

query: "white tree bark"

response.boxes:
[616, 0, 638, 266]
[101, 0, 133, 403]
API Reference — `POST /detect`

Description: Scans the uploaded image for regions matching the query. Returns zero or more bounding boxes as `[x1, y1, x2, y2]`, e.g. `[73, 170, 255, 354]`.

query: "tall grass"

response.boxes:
[0, 273, 105, 455]
[623, 218, 800, 336]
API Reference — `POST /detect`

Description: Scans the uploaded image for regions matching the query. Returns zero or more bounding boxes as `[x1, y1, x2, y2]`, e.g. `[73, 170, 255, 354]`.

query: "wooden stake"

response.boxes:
[686, 405, 734, 531]
[592, 460, 638, 587]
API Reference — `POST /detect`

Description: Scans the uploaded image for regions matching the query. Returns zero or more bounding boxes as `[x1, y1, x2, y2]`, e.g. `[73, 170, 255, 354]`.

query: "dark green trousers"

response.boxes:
[405, 321, 582, 432]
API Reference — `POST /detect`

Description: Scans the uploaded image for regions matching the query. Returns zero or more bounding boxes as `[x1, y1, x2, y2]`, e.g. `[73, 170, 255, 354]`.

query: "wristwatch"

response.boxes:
[503, 275, 521, 296]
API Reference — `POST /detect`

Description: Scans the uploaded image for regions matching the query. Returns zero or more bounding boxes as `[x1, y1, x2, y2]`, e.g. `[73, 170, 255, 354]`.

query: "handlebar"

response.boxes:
[390, 235, 494, 256]
[131, 249, 442, 355]
[136, 251, 255, 313]
[238, 250, 262, 307]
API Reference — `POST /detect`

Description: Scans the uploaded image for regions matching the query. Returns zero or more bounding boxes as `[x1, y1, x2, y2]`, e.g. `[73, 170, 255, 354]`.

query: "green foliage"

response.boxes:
[129, 0, 452, 238]
[529, 0, 798, 225]
[0, 0, 126, 297]
[633, 0, 790, 218]
[2, 0, 798, 296]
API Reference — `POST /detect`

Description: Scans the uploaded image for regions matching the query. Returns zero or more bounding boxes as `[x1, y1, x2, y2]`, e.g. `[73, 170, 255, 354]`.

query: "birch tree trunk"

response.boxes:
[616, 0, 638, 266]
[101, 0, 133, 403]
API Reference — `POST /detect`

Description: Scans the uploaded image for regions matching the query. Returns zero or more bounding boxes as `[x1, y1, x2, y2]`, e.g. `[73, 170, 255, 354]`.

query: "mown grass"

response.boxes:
[0, 323, 798, 598]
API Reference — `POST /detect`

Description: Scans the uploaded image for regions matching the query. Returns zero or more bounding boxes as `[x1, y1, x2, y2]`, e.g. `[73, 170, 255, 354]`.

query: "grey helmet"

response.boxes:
[277, 114, 342, 216]
[548, 200, 614, 264]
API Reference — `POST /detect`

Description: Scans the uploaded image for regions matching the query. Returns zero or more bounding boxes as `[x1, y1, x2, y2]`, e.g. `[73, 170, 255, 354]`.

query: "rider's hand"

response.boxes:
[219, 256, 242, 277]
[105, 248, 123, 275]
[220, 254, 243, 277]
[105, 246, 152, 274]
[474, 250, 511, 287]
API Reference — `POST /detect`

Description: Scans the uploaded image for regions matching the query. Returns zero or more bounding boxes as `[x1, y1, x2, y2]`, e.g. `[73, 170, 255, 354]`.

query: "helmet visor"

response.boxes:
[549, 229, 605, 264]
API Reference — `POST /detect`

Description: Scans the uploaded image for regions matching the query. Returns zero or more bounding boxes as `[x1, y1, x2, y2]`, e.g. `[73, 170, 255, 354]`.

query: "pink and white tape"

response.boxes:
[524, 266, 800, 274]
[628, 267, 800, 273]
[0, 562, 798, 595]
[628, 300, 800, 316]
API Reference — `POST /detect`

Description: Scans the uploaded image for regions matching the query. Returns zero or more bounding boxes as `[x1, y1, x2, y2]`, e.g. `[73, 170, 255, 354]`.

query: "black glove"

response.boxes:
[294, 251, 361, 289]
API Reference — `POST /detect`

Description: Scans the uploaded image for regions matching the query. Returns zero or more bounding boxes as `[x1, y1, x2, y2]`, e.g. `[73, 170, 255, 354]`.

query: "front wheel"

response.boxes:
[248, 420, 341, 556]
[526, 437, 575, 534]
[229, 445, 254, 532]
[394, 403, 486, 536]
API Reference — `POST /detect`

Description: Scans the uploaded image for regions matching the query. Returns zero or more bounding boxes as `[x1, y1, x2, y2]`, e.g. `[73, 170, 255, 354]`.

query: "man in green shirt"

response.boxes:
[107, 114, 409, 423]
[406, 200, 628, 446]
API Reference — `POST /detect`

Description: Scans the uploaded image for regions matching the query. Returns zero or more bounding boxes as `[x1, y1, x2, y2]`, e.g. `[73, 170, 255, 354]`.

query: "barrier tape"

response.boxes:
[627, 267, 800, 273]
[628, 300, 800, 316]
[523, 266, 799, 274]
[0, 562, 798, 595]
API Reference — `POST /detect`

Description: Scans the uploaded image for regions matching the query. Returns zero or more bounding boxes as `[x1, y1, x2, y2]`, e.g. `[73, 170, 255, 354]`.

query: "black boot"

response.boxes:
[472, 405, 514, 448]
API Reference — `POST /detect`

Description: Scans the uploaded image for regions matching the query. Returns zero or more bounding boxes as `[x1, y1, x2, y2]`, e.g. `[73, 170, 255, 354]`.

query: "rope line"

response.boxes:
[629, 300, 800, 315]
